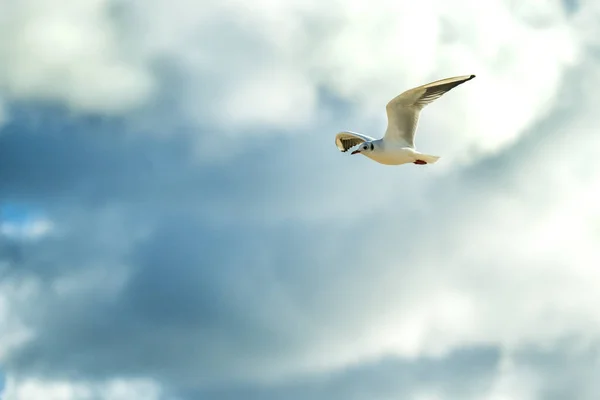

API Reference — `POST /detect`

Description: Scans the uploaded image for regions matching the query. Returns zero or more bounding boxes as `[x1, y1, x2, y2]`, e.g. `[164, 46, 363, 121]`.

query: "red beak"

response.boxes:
[351, 150, 360, 155]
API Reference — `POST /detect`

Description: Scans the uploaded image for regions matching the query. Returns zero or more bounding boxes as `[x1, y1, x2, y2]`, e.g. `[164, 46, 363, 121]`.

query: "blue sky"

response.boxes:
[1, 0, 600, 399]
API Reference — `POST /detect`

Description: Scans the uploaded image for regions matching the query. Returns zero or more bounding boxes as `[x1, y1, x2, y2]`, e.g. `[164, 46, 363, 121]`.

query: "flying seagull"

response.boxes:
[335, 74, 475, 165]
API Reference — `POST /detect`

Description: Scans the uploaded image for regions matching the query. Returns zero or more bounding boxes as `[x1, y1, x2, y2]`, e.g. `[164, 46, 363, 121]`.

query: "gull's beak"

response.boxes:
[351, 150, 360, 155]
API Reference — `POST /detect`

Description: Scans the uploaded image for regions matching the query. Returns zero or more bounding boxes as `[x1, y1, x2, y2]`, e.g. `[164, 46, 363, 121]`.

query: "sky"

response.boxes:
[1, 0, 600, 399]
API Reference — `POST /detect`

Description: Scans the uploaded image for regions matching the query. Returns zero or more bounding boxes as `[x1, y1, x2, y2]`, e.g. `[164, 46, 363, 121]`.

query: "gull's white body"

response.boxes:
[346, 137, 439, 165]
[334, 74, 475, 166]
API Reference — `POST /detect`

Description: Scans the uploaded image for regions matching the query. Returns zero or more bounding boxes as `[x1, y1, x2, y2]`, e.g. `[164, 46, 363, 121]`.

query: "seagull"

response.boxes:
[335, 74, 475, 166]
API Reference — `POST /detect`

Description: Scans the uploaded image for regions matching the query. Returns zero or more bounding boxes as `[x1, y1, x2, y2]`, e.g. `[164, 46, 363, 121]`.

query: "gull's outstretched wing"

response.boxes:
[384, 74, 475, 147]
[335, 131, 377, 152]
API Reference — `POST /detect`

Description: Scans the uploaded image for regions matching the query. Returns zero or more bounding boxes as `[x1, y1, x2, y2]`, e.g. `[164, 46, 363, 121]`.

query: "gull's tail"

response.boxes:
[416, 153, 440, 164]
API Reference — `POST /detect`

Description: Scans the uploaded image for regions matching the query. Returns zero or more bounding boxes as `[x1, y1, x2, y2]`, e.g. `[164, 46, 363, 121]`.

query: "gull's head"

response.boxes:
[351, 142, 374, 155]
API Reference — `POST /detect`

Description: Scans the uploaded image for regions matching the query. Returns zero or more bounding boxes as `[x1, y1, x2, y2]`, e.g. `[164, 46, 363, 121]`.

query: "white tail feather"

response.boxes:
[418, 154, 440, 164]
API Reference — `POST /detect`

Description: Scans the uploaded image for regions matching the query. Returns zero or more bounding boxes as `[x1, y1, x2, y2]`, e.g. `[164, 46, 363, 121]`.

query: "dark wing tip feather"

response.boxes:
[335, 134, 366, 152]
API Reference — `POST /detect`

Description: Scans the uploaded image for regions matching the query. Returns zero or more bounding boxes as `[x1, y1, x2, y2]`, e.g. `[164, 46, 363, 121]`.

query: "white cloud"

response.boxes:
[0, 0, 155, 114]
[0, 281, 36, 362]
[0, 0, 582, 167]
[193, 50, 600, 386]
[1, 377, 162, 400]
[127, 0, 580, 163]
[311, 0, 579, 160]
[259, 64, 600, 383]
[481, 353, 540, 400]
[1, 217, 54, 240]
[0, 97, 6, 128]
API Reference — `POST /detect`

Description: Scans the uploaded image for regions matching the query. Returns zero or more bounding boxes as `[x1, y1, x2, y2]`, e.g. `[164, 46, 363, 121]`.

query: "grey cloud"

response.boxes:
[2, 201, 378, 387]
[515, 342, 600, 400]
[183, 346, 501, 400]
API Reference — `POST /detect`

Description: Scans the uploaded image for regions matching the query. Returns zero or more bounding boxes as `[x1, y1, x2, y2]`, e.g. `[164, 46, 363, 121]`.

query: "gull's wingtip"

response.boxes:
[469, 74, 476, 80]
